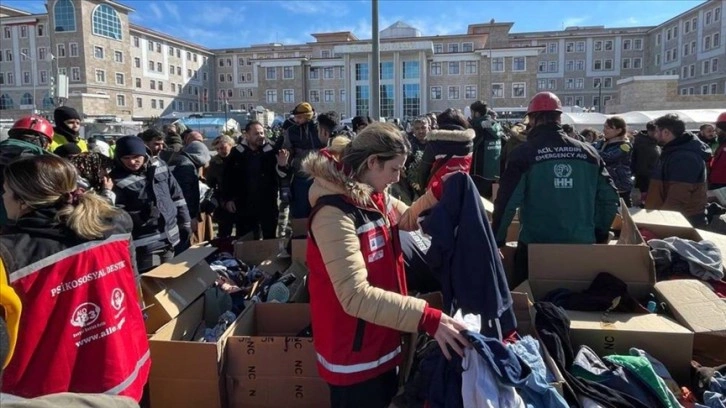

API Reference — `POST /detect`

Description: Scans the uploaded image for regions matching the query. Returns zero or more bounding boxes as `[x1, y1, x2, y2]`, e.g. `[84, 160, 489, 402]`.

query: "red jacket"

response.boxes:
[307, 195, 407, 386]
[3, 234, 150, 400]
[709, 139, 726, 185]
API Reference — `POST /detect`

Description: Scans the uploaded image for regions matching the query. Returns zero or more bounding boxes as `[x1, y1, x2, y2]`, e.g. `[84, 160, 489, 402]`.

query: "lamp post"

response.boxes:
[596, 82, 602, 113]
[20, 51, 37, 114]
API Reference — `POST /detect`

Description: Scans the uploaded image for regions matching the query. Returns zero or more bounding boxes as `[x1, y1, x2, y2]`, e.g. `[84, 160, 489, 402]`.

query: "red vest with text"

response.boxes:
[3, 234, 150, 401]
[307, 194, 407, 386]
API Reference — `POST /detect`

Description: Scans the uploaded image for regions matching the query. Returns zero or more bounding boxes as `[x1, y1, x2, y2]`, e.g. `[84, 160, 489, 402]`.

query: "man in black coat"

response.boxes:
[221, 121, 290, 239]
[630, 121, 661, 204]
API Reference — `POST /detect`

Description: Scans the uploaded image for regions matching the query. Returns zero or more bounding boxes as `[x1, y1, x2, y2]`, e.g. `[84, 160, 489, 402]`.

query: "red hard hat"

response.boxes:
[527, 92, 563, 114]
[718, 111, 726, 124]
[8, 115, 54, 142]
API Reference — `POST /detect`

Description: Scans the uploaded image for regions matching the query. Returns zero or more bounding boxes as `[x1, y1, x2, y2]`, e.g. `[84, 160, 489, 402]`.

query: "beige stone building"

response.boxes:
[0, 0, 723, 123]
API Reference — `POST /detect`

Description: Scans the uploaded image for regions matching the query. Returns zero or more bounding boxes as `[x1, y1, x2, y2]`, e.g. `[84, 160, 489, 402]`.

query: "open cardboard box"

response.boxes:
[225, 303, 328, 408]
[234, 238, 292, 276]
[482, 197, 520, 242]
[142, 244, 248, 408]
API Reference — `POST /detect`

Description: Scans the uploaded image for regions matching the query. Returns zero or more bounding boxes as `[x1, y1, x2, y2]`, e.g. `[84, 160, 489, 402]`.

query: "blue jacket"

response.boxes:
[596, 139, 633, 193]
[111, 156, 191, 255]
[420, 172, 515, 338]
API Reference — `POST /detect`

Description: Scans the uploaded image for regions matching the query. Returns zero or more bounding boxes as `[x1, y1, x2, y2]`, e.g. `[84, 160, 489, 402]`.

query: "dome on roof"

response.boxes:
[381, 21, 420, 39]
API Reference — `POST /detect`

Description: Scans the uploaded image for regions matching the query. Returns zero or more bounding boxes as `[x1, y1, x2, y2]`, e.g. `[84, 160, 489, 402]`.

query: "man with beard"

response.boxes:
[50, 106, 87, 152]
[222, 121, 290, 239]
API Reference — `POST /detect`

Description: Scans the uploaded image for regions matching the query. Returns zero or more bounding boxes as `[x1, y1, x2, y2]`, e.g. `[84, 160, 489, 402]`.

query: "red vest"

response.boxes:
[428, 155, 472, 189]
[710, 142, 726, 185]
[3, 234, 150, 401]
[307, 195, 407, 386]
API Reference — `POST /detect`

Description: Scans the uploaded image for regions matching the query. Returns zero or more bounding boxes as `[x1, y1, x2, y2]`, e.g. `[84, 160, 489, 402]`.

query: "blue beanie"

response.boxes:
[115, 136, 147, 157]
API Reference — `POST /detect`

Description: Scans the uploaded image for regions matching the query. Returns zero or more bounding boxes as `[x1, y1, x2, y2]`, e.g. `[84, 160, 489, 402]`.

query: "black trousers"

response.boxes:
[513, 241, 529, 289]
[235, 211, 278, 240]
[137, 247, 174, 273]
[328, 369, 398, 408]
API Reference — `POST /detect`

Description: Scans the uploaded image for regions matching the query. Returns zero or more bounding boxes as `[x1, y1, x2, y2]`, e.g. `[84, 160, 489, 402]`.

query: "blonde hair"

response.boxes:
[4, 155, 121, 240]
[340, 122, 410, 178]
[213, 135, 235, 147]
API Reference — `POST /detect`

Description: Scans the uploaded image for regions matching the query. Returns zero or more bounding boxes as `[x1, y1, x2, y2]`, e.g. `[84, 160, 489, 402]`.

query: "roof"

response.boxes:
[619, 110, 726, 127]
[179, 117, 235, 126]
[129, 24, 211, 53]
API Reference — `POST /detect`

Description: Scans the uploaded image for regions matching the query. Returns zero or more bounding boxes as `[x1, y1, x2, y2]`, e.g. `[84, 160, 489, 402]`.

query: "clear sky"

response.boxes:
[5, 0, 706, 49]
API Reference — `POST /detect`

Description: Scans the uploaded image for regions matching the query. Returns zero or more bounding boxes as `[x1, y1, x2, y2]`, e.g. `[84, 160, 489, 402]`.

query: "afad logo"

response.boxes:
[70, 302, 101, 328]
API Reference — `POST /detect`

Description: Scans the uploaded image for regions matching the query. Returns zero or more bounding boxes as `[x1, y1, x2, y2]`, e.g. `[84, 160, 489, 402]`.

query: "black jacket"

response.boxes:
[0, 206, 133, 273]
[283, 120, 323, 175]
[631, 132, 661, 191]
[420, 172, 516, 338]
[164, 151, 201, 219]
[221, 140, 288, 214]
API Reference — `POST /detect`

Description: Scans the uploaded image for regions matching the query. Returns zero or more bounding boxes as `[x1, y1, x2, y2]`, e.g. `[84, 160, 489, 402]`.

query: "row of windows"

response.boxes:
[2, 24, 45, 39]
[132, 36, 205, 64]
[680, 83, 723, 95]
[309, 66, 345, 80]
[92, 46, 124, 63]
[54, 42, 79, 58]
[133, 57, 207, 81]
[433, 43, 474, 54]
[308, 89, 342, 103]
[430, 61, 478, 75]
[536, 77, 614, 90]
[0, 93, 53, 109]
[429, 85, 480, 100]
[219, 57, 253, 67]
[660, 8, 721, 44]
[682, 58, 720, 78]
[264, 89, 297, 103]
[0, 71, 50, 85]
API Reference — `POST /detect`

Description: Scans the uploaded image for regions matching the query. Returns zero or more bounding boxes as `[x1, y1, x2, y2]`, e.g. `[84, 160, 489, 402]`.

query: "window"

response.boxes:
[538, 79, 547, 89]
[95, 69, 105, 83]
[685, 20, 691, 33]
[576, 41, 585, 52]
[219, 74, 225, 82]
[54, 0, 76, 32]
[465, 85, 477, 99]
[594, 41, 603, 51]
[355, 63, 368, 81]
[690, 64, 695, 77]
[491, 57, 504, 72]
[176, 49, 180, 58]
[575, 78, 584, 89]
[548, 42, 558, 53]
[462, 42, 473, 52]
[136, 97, 142, 108]
[433, 44, 443, 54]
[186, 69, 191, 78]
[448, 43, 459, 53]
[712, 83, 718, 94]
[171, 83, 176, 92]
[176, 67, 181, 76]
[512, 82, 526, 98]
[340, 89, 346, 103]
[403, 61, 419, 79]
[684, 43, 690, 56]
[323, 67, 334, 79]
[218, 59, 224, 67]
[566, 78, 574, 89]
[114, 50, 123, 63]
[6, 73, 13, 85]
[355, 85, 370, 116]
[134, 57, 140, 68]
[512, 57, 525, 71]
[226, 58, 231, 66]
[92, 4, 122, 39]
[266, 67, 276, 80]
[116, 94, 125, 106]
[566, 60, 574, 71]
[3, 27, 10, 39]
[716, 7, 721, 22]
[187, 52, 191, 61]
[604, 59, 613, 70]
[715, 33, 721, 47]
[39, 70, 48, 84]
[655, 54, 661, 65]
[150, 80, 156, 90]
[0, 94, 13, 110]
[169, 65, 174, 75]
[0, 73, 4, 85]
[594, 59, 602, 70]
[69, 43, 78, 57]
[674, 26, 679, 37]
[321, 50, 330, 58]
[705, 36, 712, 51]
[702, 85, 709, 95]
[6, 50, 12, 62]
[682, 66, 689, 78]
[430, 86, 442, 100]
[539, 62, 547, 72]
[151, 99, 157, 109]
[380, 84, 394, 118]
[309, 68, 319, 79]
[115, 73, 124, 85]
[132, 36, 139, 47]
[309, 90, 320, 103]
[324, 89, 334, 103]
[622, 58, 631, 69]
[465, 61, 478, 74]
[448, 86, 460, 100]
[667, 29, 672, 41]
[20, 49, 28, 61]
[549, 61, 557, 72]
[604, 40, 613, 51]
[168, 46, 174, 56]
[71, 67, 80, 81]
[283, 67, 294, 80]
[604, 78, 612, 88]
[227, 89, 232, 98]
[566, 42, 574, 53]
[283, 89, 294, 103]
[680, 88, 688, 95]
[94, 46, 104, 59]
[548, 79, 557, 90]
[634, 39, 643, 50]
[148, 41, 154, 51]
[424, 62, 440, 78]
[158, 82, 163, 91]
[20, 93, 33, 106]
[155, 43, 161, 53]
[20, 26, 28, 38]
[148, 61, 154, 71]
[707, 11, 713, 25]
[447, 62, 460, 75]
[492, 83, 504, 98]
[656, 34, 661, 46]
[38, 47, 47, 60]
[402, 84, 420, 117]
[37, 24, 45, 36]
[135, 78, 141, 88]
[713, 58, 719, 72]
[157, 62, 163, 72]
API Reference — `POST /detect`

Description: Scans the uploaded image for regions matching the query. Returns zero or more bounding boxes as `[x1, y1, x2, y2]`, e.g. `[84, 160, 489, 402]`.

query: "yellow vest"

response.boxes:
[0, 257, 22, 368]
[49, 132, 89, 153]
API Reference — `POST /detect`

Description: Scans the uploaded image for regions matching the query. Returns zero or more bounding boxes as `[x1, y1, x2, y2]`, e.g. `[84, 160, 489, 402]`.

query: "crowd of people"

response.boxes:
[0, 96, 724, 407]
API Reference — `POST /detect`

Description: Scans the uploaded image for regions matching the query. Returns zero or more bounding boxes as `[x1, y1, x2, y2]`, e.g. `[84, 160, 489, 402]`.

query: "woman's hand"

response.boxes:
[434, 313, 471, 360]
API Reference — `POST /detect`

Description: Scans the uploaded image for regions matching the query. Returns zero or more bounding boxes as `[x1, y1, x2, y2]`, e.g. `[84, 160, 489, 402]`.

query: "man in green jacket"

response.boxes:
[469, 100, 504, 198]
[492, 92, 620, 286]
[0, 116, 53, 227]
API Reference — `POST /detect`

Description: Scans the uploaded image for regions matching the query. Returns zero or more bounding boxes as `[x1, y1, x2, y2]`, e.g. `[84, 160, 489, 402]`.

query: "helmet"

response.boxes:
[527, 92, 563, 114]
[0, 257, 22, 368]
[717, 111, 726, 124]
[8, 115, 54, 142]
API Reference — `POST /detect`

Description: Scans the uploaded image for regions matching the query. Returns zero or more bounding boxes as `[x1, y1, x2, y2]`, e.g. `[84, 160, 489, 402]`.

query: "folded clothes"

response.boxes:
[649, 237, 724, 281]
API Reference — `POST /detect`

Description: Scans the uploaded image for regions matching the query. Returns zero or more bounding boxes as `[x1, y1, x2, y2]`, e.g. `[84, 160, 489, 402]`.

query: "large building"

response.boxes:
[0, 0, 723, 122]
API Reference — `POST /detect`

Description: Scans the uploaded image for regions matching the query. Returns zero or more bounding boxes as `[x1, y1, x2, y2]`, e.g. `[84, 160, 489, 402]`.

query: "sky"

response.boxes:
[5, 0, 706, 49]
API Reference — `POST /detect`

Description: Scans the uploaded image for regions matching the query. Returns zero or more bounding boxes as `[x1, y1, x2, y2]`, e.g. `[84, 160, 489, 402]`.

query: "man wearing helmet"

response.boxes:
[707, 112, 726, 190]
[0, 115, 54, 227]
[492, 92, 620, 286]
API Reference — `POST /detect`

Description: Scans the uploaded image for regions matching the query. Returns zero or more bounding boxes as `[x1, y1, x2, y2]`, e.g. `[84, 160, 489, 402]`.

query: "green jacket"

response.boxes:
[0, 138, 49, 226]
[470, 115, 504, 181]
[492, 124, 619, 246]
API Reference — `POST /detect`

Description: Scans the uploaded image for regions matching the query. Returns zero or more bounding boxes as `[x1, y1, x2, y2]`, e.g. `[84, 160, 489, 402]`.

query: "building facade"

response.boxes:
[0, 0, 723, 122]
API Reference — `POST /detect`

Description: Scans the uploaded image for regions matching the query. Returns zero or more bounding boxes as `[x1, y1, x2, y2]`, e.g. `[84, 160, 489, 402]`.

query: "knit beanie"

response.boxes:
[53, 143, 82, 158]
[292, 102, 313, 115]
[115, 136, 148, 157]
[53, 106, 81, 140]
[183, 141, 211, 167]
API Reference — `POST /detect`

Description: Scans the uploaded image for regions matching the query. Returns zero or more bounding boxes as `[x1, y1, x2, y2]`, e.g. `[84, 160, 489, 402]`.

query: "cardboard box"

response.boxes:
[234, 239, 291, 275]
[291, 239, 308, 265]
[528, 204, 655, 301]
[501, 242, 518, 289]
[141, 245, 218, 334]
[629, 208, 699, 240]
[225, 303, 328, 408]
[655, 279, 726, 365]
[290, 218, 308, 239]
[148, 296, 246, 408]
[567, 311, 693, 383]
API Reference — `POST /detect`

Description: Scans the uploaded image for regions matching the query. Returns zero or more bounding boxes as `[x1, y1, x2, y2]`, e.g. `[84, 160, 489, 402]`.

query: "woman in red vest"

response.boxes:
[0, 155, 149, 401]
[303, 122, 469, 408]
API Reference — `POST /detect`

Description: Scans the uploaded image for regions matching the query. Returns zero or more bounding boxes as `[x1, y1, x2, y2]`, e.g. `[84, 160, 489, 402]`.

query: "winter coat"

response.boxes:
[493, 124, 619, 246]
[302, 150, 441, 386]
[709, 135, 726, 188]
[631, 132, 661, 192]
[470, 115, 504, 181]
[283, 120, 323, 175]
[646, 134, 711, 220]
[420, 172, 516, 338]
[110, 156, 191, 255]
[163, 151, 201, 219]
[596, 138, 633, 194]
[418, 126, 475, 190]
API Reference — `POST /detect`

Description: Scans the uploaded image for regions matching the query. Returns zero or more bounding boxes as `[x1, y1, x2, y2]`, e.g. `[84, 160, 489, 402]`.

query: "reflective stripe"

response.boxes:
[104, 350, 151, 395]
[434, 154, 470, 160]
[115, 175, 145, 189]
[10, 234, 132, 283]
[133, 233, 166, 248]
[356, 218, 386, 235]
[166, 224, 180, 240]
[174, 199, 187, 207]
[317, 346, 401, 374]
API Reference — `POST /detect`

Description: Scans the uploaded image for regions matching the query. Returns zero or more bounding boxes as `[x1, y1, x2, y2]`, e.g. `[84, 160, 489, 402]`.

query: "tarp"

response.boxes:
[560, 109, 726, 132]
